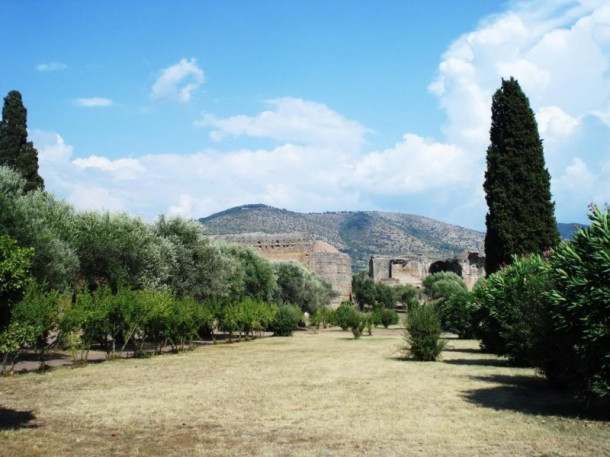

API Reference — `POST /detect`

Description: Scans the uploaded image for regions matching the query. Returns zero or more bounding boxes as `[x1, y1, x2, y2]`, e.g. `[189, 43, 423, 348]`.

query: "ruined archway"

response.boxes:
[428, 259, 462, 277]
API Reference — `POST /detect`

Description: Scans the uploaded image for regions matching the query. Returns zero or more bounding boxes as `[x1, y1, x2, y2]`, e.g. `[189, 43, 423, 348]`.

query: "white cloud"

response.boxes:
[197, 98, 369, 150]
[72, 156, 145, 180]
[352, 134, 471, 194]
[425, 0, 610, 226]
[36, 62, 67, 72]
[536, 106, 580, 140]
[151, 58, 204, 103]
[32, 131, 74, 163]
[74, 97, 114, 107]
[32, 2, 610, 230]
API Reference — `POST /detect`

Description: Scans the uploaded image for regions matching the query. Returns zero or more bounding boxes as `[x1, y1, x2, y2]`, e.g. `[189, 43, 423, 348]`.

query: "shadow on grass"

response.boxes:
[444, 358, 509, 367]
[443, 347, 482, 354]
[0, 407, 36, 430]
[463, 374, 610, 421]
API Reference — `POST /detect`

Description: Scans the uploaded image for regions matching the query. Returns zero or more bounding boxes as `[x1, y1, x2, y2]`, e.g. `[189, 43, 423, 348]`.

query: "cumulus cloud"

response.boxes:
[36, 62, 67, 72]
[197, 98, 369, 150]
[32, 1, 610, 229]
[151, 58, 204, 103]
[352, 134, 471, 194]
[72, 156, 145, 180]
[424, 0, 610, 225]
[536, 106, 580, 140]
[74, 97, 114, 107]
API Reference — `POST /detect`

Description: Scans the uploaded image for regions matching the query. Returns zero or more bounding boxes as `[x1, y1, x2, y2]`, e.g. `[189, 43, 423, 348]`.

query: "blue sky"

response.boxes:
[1, 0, 609, 231]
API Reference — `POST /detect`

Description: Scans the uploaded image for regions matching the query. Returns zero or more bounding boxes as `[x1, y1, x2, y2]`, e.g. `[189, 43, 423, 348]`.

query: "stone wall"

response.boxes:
[211, 232, 352, 306]
[369, 252, 485, 289]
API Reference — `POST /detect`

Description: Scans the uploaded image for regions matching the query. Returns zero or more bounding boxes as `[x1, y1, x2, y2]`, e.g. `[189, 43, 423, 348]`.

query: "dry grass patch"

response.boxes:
[0, 327, 609, 456]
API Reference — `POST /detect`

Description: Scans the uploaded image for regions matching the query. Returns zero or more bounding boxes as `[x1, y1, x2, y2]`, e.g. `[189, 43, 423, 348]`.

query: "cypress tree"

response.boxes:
[0, 90, 44, 192]
[483, 77, 559, 275]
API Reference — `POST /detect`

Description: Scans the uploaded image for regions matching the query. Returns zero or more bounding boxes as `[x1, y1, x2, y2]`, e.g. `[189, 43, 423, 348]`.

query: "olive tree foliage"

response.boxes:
[0, 167, 79, 291]
[73, 211, 174, 291]
[422, 271, 468, 302]
[273, 261, 337, 314]
[219, 243, 275, 302]
[154, 215, 238, 301]
[0, 166, 25, 232]
[13, 190, 80, 291]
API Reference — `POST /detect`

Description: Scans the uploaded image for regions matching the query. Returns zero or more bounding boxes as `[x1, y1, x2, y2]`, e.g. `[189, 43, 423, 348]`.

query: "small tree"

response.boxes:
[403, 305, 446, 361]
[12, 283, 62, 366]
[352, 271, 376, 309]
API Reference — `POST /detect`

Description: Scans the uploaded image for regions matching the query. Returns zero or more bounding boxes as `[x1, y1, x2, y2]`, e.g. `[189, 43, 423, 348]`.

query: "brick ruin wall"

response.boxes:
[369, 252, 485, 290]
[211, 232, 352, 306]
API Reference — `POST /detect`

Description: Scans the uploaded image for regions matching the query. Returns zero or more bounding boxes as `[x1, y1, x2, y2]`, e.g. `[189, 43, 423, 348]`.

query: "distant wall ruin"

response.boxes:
[369, 252, 485, 289]
[211, 232, 352, 306]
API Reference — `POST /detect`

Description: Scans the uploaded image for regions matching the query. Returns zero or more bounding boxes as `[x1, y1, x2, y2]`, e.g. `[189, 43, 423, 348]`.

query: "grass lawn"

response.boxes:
[0, 326, 609, 456]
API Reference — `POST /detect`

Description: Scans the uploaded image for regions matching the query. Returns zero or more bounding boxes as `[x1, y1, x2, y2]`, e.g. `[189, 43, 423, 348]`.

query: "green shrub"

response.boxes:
[333, 301, 358, 331]
[363, 313, 374, 336]
[0, 320, 35, 374]
[309, 307, 334, 329]
[404, 305, 446, 361]
[436, 290, 477, 338]
[378, 308, 399, 328]
[423, 271, 468, 302]
[393, 284, 420, 310]
[12, 283, 62, 365]
[473, 254, 550, 365]
[545, 206, 610, 398]
[270, 305, 302, 337]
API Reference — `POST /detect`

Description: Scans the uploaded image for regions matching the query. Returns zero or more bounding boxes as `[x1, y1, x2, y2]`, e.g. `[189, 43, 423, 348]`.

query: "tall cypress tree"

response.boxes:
[484, 77, 559, 275]
[0, 90, 44, 192]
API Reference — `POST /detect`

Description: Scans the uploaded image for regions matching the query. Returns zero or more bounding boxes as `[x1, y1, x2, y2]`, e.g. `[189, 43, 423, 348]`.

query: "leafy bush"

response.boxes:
[309, 307, 334, 329]
[0, 320, 35, 374]
[404, 305, 446, 361]
[12, 283, 62, 364]
[545, 206, 610, 398]
[393, 284, 420, 310]
[377, 307, 399, 328]
[423, 271, 468, 302]
[333, 301, 358, 331]
[436, 290, 477, 339]
[375, 282, 396, 308]
[473, 254, 550, 365]
[270, 305, 301, 337]
[351, 271, 376, 309]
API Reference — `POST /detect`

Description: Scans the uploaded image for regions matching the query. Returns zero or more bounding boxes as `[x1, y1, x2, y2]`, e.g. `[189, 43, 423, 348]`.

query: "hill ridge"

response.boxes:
[199, 205, 485, 271]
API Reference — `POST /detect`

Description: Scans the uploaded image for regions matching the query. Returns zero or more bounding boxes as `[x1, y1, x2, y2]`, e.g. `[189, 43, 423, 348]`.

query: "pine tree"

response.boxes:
[0, 90, 44, 192]
[483, 77, 559, 275]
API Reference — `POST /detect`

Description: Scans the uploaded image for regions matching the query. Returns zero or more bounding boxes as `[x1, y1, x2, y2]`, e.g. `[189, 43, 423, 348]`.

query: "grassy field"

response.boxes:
[0, 327, 609, 456]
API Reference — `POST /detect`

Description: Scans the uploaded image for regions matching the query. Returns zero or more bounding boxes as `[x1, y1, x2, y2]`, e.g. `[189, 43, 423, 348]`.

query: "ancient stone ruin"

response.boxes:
[369, 251, 485, 289]
[211, 232, 352, 306]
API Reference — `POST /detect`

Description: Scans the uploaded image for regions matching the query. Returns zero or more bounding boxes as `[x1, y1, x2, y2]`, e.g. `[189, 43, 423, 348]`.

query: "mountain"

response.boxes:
[557, 222, 586, 240]
[199, 204, 485, 271]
